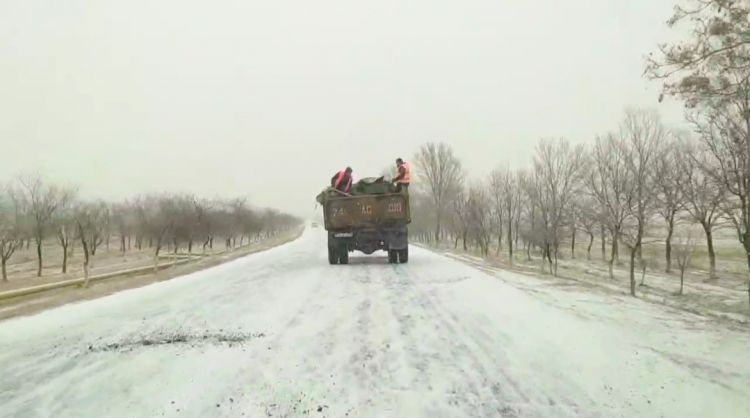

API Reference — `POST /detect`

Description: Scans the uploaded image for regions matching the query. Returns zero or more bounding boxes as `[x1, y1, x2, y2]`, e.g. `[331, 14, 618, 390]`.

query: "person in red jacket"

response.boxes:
[331, 167, 353, 194]
[392, 158, 411, 193]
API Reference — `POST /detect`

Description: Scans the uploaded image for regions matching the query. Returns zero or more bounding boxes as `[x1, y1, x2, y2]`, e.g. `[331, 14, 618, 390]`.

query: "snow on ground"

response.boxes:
[439, 246, 750, 324]
[0, 228, 748, 418]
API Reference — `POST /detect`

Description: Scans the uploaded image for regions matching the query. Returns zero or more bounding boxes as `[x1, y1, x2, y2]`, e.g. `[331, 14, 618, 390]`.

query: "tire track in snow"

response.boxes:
[397, 254, 598, 418]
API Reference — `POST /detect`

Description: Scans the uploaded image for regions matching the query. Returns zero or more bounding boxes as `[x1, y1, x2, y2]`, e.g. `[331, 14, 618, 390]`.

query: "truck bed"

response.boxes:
[323, 193, 410, 230]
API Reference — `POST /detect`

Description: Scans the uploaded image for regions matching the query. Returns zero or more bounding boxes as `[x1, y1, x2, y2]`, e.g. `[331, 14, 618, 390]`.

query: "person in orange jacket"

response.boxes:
[331, 167, 353, 194]
[392, 158, 411, 193]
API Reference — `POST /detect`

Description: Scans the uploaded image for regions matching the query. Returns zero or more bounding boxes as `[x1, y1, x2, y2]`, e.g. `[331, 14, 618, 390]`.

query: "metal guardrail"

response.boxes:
[0, 259, 193, 301]
[0, 228, 303, 302]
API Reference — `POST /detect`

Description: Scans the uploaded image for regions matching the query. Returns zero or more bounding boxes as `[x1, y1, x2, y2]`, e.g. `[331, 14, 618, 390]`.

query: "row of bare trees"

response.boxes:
[409, 1, 750, 305]
[0, 174, 301, 282]
[410, 106, 750, 304]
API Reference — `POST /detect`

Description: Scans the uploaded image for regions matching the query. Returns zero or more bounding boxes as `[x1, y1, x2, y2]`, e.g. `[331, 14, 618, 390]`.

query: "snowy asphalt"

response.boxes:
[1, 228, 748, 418]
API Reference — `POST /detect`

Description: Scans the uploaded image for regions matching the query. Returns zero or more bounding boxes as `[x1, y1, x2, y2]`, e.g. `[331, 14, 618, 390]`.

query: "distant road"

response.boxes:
[1, 228, 748, 418]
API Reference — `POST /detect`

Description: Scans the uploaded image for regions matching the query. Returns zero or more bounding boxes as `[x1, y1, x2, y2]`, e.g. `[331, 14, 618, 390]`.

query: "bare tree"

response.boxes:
[73, 202, 109, 288]
[490, 167, 523, 264]
[654, 137, 686, 272]
[674, 232, 696, 296]
[488, 168, 506, 255]
[586, 133, 631, 279]
[194, 198, 216, 252]
[111, 201, 135, 254]
[530, 139, 586, 276]
[465, 183, 492, 256]
[54, 201, 77, 274]
[619, 109, 666, 297]
[0, 189, 24, 282]
[414, 142, 464, 243]
[12, 175, 74, 277]
[87, 201, 110, 256]
[689, 102, 750, 302]
[448, 190, 469, 250]
[679, 142, 725, 279]
[577, 197, 603, 260]
[133, 195, 175, 271]
[513, 170, 528, 252]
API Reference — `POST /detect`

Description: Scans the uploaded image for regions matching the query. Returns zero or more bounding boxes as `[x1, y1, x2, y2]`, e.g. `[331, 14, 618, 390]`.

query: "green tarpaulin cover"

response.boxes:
[316, 176, 396, 205]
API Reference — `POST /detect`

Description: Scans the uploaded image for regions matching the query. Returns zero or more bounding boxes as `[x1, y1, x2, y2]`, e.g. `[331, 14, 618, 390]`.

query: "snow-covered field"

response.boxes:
[1, 228, 748, 418]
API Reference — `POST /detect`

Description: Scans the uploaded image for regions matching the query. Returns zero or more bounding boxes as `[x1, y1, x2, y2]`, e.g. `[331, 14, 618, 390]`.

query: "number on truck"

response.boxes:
[387, 200, 402, 213]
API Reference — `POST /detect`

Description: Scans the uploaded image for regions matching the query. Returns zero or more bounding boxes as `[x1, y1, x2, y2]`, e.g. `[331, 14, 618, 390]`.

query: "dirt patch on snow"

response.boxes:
[85, 330, 266, 353]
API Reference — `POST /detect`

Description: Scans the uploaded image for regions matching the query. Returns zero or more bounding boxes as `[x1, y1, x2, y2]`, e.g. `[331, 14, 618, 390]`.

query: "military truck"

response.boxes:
[317, 178, 410, 264]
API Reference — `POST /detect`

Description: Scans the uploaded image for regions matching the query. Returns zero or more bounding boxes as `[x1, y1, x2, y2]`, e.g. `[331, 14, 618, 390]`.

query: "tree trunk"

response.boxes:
[82, 261, 90, 288]
[600, 226, 606, 261]
[153, 239, 163, 273]
[454, 235, 459, 249]
[507, 216, 514, 266]
[61, 243, 68, 274]
[586, 232, 594, 260]
[462, 230, 467, 251]
[679, 269, 685, 295]
[608, 235, 616, 279]
[613, 234, 619, 263]
[570, 227, 576, 259]
[640, 259, 647, 286]
[553, 244, 559, 276]
[665, 219, 674, 273]
[546, 243, 553, 275]
[1, 259, 7, 282]
[435, 215, 442, 244]
[629, 246, 637, 297]
[80, 236, 90, 288]
[36, 240, 43, 277]
[703, 224, 717, 279]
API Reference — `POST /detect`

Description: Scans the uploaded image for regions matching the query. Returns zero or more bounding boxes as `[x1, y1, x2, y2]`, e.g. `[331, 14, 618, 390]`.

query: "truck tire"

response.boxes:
[399, 248, 409, 263]
[388, 250, 397, 264]
[328, 247, 338, 265]
[339, 249, 349, 265]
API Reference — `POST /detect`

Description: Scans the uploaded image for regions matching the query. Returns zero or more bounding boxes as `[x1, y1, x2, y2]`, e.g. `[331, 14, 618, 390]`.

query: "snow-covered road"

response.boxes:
[1, 228, 748, 418]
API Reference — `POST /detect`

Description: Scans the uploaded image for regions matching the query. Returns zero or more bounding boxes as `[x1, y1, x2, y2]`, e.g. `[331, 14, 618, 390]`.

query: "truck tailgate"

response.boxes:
[324, 194, 410, 229]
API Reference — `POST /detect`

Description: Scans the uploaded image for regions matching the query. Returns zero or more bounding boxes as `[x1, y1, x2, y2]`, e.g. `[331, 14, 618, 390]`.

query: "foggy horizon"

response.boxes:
[2, 0, 685, 217]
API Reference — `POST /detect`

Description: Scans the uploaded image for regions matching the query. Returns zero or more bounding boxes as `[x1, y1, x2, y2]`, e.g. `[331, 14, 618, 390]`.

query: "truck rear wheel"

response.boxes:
[388, 250, 398, 264]
[399, 248, 409, 263]
[339, 249, 349, 264]
[328, 247, 338, 265]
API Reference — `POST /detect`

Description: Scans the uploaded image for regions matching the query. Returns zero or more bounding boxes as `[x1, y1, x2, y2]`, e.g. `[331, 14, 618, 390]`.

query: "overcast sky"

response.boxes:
[1, 0, 685, 217]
